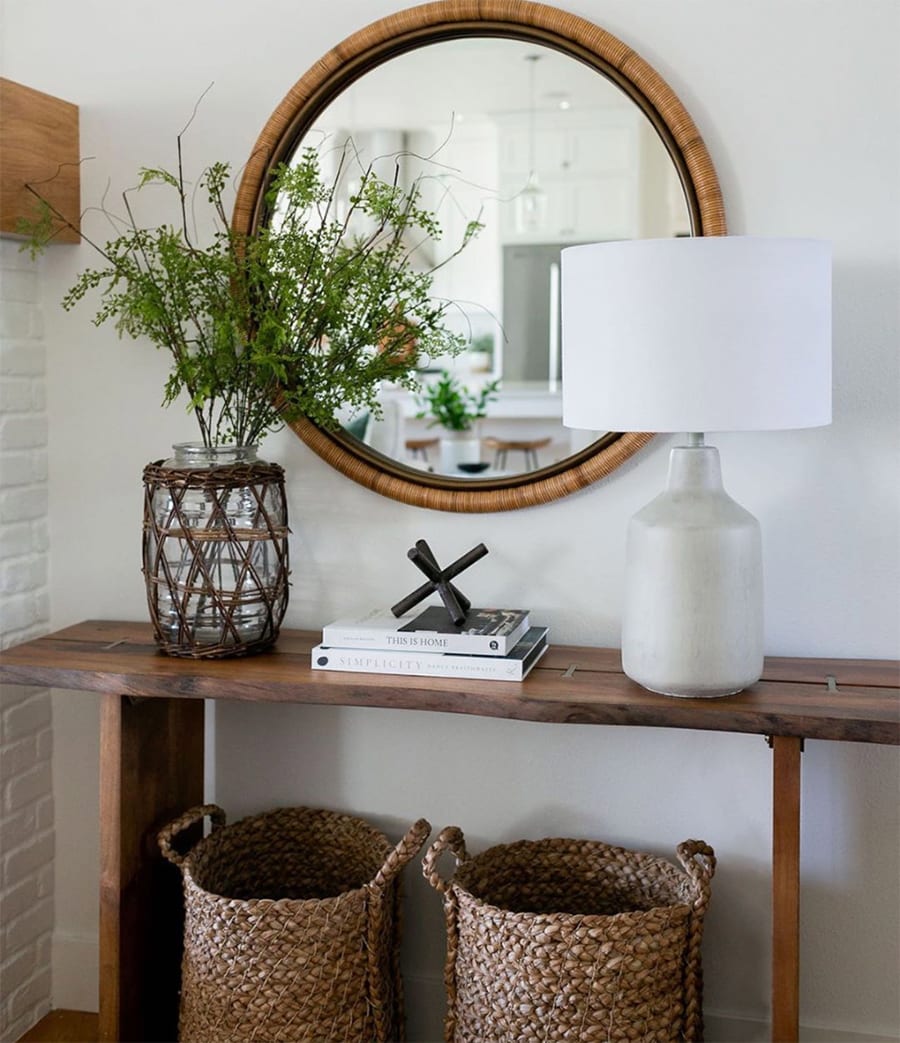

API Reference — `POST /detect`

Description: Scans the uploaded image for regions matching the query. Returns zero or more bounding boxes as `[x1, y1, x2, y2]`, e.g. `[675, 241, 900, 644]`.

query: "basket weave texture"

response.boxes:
[159, 804, 430, 1043]
[423, 827, 716, 1043]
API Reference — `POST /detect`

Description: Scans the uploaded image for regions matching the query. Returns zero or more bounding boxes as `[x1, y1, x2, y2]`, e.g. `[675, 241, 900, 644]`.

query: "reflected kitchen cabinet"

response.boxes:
[497, 110, 683, 244]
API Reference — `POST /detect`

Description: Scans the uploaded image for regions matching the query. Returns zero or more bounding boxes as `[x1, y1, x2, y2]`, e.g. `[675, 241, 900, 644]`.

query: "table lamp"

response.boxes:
[561, 236, 832, 697]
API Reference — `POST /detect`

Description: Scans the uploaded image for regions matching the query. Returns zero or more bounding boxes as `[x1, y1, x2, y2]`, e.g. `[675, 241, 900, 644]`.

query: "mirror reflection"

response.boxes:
[286, 37, 690, 480]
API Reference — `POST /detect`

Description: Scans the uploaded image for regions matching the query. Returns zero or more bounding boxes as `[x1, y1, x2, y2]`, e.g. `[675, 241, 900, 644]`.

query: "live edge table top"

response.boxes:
[1, 620, 898, 745]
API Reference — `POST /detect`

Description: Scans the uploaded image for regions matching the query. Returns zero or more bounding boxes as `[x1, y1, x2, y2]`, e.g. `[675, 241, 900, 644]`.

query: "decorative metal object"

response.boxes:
[142, 444, 289, 658]
[391, 539, 488, 625]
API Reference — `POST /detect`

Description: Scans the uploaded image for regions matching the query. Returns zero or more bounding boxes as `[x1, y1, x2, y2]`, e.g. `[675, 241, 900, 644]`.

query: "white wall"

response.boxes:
[2, 0, 898, 1039]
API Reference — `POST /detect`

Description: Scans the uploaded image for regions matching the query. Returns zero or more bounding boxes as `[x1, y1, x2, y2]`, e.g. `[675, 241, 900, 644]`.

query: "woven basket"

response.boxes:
[423, 827, 716, 1043]
[159, 804, 430, 1043]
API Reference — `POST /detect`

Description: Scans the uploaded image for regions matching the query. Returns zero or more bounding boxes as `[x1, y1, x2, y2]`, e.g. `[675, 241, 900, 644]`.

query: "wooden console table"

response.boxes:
[1, 620, 897, 1043]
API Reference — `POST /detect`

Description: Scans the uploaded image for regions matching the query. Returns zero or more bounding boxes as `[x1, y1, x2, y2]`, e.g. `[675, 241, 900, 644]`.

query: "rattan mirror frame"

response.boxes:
[233, 0, 726, 512]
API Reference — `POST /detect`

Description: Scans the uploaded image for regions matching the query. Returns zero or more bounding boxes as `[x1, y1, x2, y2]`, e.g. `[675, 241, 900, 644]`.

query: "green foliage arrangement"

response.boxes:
[20, 138, 481, 447]
[415, 370, 500, 432]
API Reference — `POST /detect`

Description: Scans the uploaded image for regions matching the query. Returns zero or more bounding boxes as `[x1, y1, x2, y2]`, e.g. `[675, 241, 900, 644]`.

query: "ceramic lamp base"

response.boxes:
[622, 444, 764, 698]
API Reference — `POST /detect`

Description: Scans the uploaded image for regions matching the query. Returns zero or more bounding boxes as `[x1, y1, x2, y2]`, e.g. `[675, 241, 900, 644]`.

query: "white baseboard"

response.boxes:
[52, 930, 98, 1012]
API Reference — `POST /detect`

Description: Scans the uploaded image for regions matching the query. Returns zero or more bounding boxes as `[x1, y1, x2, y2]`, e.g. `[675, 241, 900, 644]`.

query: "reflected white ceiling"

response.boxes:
[315, 37, 632, 131]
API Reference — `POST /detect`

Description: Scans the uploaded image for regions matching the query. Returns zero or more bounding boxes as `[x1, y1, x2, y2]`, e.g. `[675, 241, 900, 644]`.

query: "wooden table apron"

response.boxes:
[2, 621, 898, 1043]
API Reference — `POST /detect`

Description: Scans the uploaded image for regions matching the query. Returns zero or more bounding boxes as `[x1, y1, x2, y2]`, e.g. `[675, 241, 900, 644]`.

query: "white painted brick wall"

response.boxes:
[1, 239, 53, 1041]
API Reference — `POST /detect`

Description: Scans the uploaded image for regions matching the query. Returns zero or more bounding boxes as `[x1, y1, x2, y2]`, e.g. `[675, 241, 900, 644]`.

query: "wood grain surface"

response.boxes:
[2, 620, 897, 744]
[17, 1010, 98, 1043]
[0, 78, 80, 241]
[98, 694, 203, 1043]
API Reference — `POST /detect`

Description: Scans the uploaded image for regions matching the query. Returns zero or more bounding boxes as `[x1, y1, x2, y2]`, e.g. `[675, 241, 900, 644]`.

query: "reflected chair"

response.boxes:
[484, 436, 552, 470]
[405, 437, 440, 462]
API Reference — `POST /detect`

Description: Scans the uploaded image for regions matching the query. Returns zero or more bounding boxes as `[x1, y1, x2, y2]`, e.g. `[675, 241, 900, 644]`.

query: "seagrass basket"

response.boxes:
[159, 804, 430, 1043]
[423, 827, 716, 1043]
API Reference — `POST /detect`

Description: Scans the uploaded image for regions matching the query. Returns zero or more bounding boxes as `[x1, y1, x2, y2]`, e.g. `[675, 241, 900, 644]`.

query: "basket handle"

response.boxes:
[371, 818, 432, 893]
[422, 825, 469, 894]
[677, 839, 716, 1041]
[158, 803, 226, 867]
[677, 838, 717, 903]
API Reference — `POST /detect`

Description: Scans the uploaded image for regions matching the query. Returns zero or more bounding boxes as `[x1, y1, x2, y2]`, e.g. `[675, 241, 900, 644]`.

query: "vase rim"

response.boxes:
[172, 442, 259, 452]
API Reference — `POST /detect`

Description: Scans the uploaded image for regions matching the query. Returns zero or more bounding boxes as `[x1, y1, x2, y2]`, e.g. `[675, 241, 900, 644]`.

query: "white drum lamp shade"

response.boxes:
[561, 237, 832, 697]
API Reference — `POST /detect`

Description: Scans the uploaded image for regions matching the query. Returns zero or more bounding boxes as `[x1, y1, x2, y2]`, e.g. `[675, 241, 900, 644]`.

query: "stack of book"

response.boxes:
[312, 606, 549, 681]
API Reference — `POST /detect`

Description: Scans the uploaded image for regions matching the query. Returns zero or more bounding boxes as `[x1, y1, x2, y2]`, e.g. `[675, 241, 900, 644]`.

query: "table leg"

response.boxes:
[99, 694, 204, 1043]
[770, 734, 802, 1043]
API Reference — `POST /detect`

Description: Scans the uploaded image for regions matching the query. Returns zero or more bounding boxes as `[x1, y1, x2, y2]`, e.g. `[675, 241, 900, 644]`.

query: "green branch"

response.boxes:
[19, 135, 482, 447]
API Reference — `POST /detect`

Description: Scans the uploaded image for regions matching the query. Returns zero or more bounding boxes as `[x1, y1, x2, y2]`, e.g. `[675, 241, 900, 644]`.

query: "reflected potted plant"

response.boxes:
[465, 332, 496, 374]
[415, 370, 500, 472]
[21, 137, 479, 656]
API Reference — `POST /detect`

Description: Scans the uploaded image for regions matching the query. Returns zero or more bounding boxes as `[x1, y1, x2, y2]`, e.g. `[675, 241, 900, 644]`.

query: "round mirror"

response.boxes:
[233, 1, 726, 512]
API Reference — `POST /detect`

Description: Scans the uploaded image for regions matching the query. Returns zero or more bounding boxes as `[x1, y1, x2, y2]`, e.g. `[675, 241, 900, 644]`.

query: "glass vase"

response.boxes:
[142, 443, 290, 658]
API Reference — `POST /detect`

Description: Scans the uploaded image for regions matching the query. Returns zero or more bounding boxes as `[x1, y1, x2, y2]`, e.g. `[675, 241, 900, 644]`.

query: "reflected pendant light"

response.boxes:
[515, 54, 547, 234]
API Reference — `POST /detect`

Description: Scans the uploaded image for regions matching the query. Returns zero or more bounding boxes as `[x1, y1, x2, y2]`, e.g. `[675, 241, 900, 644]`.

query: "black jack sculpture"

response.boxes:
[391, 539, 488, 625]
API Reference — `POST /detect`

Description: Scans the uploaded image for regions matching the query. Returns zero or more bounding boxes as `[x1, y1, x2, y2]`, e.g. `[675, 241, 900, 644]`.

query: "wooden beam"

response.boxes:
[99, 694, 204, 1042]
[2, 622, 897, 745]
[0, 78, 80, 241]
[771, 735, 803, 1042]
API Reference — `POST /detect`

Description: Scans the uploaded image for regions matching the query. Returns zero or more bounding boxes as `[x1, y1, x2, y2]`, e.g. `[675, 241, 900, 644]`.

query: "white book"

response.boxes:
[312, 626, 549, 682]
[321, 605, 530, 657]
